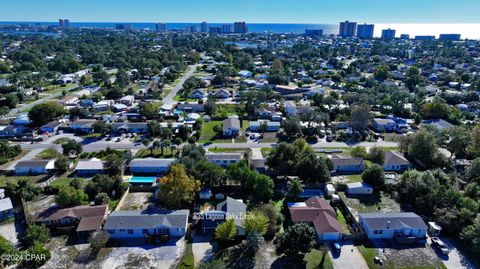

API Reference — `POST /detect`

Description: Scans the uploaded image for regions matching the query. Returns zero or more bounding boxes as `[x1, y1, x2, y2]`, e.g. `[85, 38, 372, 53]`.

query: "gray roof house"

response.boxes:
[206, 152, 243, 167]
[0, 197, 14, 221]
[222, 116, 241, 137]
[200, 197, 247, 235]
[383, 151, 411, 171]
[112, 122, 148, 134]
[330, 156, 365, 173]
[129, 158, 175, 175]
[359, 212, 428, 240]
[75, 158, 105, 176]
[15, 160, 55, 175]
[104, 210, 189, 239]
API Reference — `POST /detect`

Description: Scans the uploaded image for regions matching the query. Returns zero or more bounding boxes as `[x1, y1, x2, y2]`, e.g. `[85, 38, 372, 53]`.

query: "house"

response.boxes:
[129, 158, 175, 175]
[176, 103, 205, 113]
[330, 156, 365, 173]
[93, 101, 112, 111]
[206, 153, 243, 168]
[421, 119, 454, 130]
[33, 205, 108, 235]
[60, 94, 79, 105]
[222, 116, 241, 137]
[289, 197, 343, 241]
[213, 89, 230, 99]
[346, 182, 373, 195]
[238, 70, 253, 78]
[359, 212, 428, 240]
[0, 125, 28, 138]
[71, 119, 97, 133]
[383, 151, 411, 172]
[200, 197, 246, 235]
[249, 120, 281, 132]
[371, 118, 396, 132]
[189, 89, 206, 99]
[40, 120, 64, 134]
[112, 122, 148, 134]
[104, 210, 189, 239]
[0, 197, 14, 222]
[75, 158, 105, 176]
[285, 101, 297, 116]
[15, 160, 55, 175]
[275, 85, 307, 95]
[120, 95, 135, 106]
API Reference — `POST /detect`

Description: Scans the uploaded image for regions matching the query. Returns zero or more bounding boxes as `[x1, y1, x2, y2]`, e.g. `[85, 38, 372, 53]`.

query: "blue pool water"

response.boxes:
[129, 176, 156, 184]
[299, 189, 324, 198]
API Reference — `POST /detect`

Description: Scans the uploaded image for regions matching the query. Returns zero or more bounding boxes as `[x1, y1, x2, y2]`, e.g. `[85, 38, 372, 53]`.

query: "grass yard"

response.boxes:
[199, 120, 249, 144]
[305, 249, 333, 269]
[0, 175, 46, 187]
[50, 177, 87, 188]
[346, 174, 363, 182]
[214, 104, 245, 117]
[261, 148, 272, 156]
[200, 120, 222, 142]
[339, 192, 401, 220]
[0, 150, 29, 169]
[53, 137, 71, 144]
[336, 209, 351, 235]
[359, 245, 378, 269]
[178, 243, 194, 269]
[36, 148, 62, 159]
[208, 148, 251, 154]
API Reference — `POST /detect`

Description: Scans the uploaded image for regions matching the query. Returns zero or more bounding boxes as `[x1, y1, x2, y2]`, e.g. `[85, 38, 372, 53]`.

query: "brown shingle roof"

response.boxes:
[33, 205, 107, 232]
[289, 197, 343, 234]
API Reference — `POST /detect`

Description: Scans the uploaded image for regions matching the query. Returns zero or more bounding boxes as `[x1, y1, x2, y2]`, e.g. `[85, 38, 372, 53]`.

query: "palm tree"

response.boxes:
[160, 139, 171, 156]
[287, 178, 304, 199]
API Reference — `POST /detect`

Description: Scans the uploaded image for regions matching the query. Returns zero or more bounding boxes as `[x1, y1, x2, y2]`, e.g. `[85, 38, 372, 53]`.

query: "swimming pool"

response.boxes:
[299, 189, 324, 198]
[129, 176, 157, 184]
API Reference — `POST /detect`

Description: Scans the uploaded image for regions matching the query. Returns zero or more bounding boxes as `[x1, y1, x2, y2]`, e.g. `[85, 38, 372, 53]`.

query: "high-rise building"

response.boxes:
[415, 35, 435, 41]
[64, 19, 70, 27]
[439, 34, 461, 41]
[234, 22, 248, 34]
[209, 27, 222, 34]
[186, 25, 199, 33]
[381, 28, 396, 39]
[200, 22, 208, 33]
[357, 23, 374, 39]
[400, 34, 410, 40]
[115, 24, 133, 31]
[59, 19, 65, 28]
[305, 29, 323, 36]
[221, 24, 232, 34]
[339, 21, 357, 37]
[155, 23, 167, 32]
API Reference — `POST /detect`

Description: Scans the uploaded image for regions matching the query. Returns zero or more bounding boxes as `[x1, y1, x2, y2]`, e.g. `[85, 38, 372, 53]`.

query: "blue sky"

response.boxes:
[2, 0, 479, 23]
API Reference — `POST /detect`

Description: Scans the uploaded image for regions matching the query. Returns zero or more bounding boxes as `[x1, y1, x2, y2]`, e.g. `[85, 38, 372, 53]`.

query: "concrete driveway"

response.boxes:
[192, 233, 215, 266]
[0, 222, 20, 245]
[329, 245, 369, 269]
[429, 237, 476, 269]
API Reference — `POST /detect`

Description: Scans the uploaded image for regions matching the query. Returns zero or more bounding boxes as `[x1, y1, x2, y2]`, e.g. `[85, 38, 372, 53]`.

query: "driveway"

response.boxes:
[430, 237, 476, 269]
[329, 245, 369, 269]
[163, 64, 199, 105]
[0, 222, 20, 245]
[192, 233, 215, 266]
[100, 238, 185, 269]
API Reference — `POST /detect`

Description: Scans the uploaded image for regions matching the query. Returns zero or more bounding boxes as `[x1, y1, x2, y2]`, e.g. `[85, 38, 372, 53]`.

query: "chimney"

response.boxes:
[387, 221, 391, 229]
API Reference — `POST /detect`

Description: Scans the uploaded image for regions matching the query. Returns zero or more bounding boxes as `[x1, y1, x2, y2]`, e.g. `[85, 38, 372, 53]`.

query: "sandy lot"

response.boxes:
[99, 238, 186, 269]
[120, 192, 156, 211]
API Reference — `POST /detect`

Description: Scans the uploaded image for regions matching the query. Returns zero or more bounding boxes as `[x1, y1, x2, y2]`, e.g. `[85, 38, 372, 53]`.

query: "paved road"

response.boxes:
[18, 139, 399, 153]
[329, 245, 369, 269]
[163, 64, 199, 105]
[7, 84, 79, 117]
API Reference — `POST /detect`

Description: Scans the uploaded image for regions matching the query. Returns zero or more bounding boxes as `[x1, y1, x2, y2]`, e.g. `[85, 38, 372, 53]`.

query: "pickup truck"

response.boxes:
[431, 237, 449, 255]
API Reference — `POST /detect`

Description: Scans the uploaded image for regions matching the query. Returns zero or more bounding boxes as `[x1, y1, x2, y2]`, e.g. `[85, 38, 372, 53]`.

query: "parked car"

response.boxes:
[374, 257, 383, 265]
[431, 237, 449, 255]
[331, 242, 341, 252]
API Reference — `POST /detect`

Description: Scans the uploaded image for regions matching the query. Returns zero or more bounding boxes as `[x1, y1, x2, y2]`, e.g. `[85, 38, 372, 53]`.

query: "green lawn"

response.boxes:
[214, 104, 245, 117]
[200, 120, 222, 142]
[53, 137, 71, 144]
[0, 175, 45, 187]
[36, 148, 62, 159]
[261, 148, 272, 156]
[336, 209, 351, 235]
[50, 177, 87, 188]
[208, 148, 251, 153]
[178, 243, 194, 269]
[305, 249, 333, 269]
[346, 174, 363, 182]
[359, 245, 378, 269]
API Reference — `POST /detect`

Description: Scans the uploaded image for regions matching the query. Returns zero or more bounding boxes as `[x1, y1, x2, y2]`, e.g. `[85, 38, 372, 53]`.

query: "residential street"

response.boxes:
[163, 64, 199, 105]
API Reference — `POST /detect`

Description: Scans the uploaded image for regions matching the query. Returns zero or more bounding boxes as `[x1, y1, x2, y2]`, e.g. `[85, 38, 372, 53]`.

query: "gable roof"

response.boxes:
[360, 212, 427, 230]
[33, 205, 108, 232]
[331, 157, 363, 167]
[129, 158, 175, 168]
[0, 198, 13, 212]
[15, 160, 53, 169]
[104, 209, 189, 230]
[206, 152, 243, 161]
[384, 151, 410, 166]
[222, 117, 240, 130]
[76, 159, 105, 170]
[216, 197, 246, 227]
[289, 197, 343, 234]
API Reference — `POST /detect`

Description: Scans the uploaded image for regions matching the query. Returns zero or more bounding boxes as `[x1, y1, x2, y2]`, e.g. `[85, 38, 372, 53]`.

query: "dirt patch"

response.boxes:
[378, 245, 444, 268]
[120, 192, 156, 211]
[41, 236, 80, 269]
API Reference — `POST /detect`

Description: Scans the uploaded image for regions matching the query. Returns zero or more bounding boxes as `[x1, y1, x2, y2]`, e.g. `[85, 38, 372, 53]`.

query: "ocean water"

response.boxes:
[0, 21, 479, 39]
